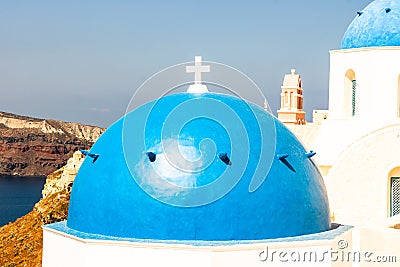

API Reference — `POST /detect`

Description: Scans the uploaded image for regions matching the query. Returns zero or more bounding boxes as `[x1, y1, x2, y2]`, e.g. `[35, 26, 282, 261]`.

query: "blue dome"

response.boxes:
[341, 0, 400, 49]
[67, 93, 330, 241]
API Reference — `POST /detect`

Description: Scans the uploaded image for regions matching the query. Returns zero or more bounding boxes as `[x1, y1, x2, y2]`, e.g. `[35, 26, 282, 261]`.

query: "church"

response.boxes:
[42, 0, 400, 266]
[280, 0, 400, 229]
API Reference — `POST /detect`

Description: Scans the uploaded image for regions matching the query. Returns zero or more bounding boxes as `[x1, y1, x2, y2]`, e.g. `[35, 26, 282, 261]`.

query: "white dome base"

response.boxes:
[39, 221, 386, 267]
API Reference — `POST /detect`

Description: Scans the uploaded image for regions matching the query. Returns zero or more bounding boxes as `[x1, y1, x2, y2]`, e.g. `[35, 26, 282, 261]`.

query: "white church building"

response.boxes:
[285, 0, 400, 230]
[42, 1, 400, 266]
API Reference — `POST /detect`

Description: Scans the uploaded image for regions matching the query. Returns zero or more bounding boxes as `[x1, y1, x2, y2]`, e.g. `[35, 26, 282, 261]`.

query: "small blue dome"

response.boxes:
[67, 93, 330, 241]
[341, 0, 400, 49]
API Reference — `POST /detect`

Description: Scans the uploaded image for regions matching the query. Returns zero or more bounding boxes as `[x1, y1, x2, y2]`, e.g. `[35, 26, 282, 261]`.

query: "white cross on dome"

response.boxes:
[186, 56, 210, 93]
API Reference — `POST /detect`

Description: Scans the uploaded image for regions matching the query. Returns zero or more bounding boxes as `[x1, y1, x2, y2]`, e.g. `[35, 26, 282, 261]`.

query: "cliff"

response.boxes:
[0, 111, 104, 176]
[41, 151, 85, 198]
[0, 151, 83, 267]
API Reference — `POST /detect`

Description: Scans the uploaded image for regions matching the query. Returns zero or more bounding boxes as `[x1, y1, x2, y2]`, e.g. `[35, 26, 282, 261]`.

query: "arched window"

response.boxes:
[344, 70, 356, 117]
[388, 167, 400, 216]
[290, 91, 293, 109]
[284, 91, 288, 108]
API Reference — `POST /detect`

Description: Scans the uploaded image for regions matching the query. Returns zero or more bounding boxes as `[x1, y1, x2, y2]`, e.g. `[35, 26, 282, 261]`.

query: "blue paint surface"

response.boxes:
[45, 222, 350, 246]
[341, 0, 400, 49]
[67, 93, 330, 241]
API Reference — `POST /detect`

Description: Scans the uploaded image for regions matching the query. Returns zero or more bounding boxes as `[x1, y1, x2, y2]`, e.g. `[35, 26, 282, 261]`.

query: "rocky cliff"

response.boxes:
[0, 111, 104, 176]
[41, 151, 85, 198]
[0, 151, 83, 267]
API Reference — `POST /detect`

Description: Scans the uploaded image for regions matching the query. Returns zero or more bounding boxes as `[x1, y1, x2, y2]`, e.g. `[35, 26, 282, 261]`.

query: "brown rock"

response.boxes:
[0, 111, 105, 177]
[0, 162, 76, 266]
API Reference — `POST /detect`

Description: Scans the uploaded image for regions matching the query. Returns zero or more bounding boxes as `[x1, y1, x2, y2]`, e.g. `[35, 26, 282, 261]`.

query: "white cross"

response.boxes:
[186, 56, 210, 85]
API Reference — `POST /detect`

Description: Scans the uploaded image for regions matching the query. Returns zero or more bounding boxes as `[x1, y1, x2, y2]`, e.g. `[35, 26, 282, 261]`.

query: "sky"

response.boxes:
[0, 0, 372, 127]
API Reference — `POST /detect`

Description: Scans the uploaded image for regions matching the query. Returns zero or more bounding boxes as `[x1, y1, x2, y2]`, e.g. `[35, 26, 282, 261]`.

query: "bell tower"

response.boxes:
[277, 69, 306, 125]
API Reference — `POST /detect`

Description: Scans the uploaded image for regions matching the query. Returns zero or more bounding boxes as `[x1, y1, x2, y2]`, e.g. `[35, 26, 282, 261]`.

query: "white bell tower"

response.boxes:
[277, 69, 306, 125]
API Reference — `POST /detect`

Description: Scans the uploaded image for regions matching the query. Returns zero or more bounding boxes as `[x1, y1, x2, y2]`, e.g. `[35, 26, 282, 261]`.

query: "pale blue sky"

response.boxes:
[0, 0, 371, 127]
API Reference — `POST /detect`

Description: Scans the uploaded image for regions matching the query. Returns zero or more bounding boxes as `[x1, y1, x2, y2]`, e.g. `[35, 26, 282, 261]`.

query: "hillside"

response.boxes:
[0, 188, 70, 267]
[0, 111, 104, 176]
[0, 151, 84, 266]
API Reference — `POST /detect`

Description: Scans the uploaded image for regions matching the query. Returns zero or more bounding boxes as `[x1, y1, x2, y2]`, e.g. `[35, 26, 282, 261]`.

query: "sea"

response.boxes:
[0, 176, 46, 226]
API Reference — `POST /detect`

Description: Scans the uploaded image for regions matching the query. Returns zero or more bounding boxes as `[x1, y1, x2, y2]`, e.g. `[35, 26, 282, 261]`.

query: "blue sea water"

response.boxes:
[0, 176, 46, 226]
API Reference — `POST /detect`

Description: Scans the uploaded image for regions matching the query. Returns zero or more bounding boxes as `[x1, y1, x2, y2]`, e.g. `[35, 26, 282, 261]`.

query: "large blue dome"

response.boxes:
[341, 0, 400, 49]
[67, 93, 330, 241]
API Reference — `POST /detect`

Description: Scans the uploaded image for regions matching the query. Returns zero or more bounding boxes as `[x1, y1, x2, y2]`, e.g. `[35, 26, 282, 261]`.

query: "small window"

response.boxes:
[390, 177, 400, 216]
[352, 80, 357, 116]
[218, 153, 232, 166]
[344, 69, 356, 117]
[146, 152, 156, 162]
[284, 91, 289, 107]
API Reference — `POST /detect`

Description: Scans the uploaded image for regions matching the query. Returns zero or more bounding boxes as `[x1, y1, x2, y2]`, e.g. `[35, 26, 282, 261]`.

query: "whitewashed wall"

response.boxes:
[326, 124, 400, 227]
[42, 226, 348, 267]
